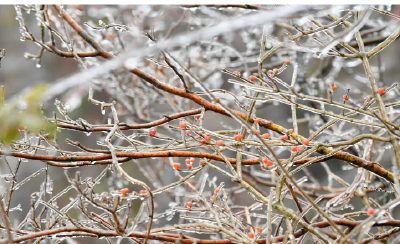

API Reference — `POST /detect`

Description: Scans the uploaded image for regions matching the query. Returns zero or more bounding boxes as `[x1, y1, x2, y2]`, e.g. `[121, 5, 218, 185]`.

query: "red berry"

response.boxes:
[288, 129, 294, 134]
[187, 202, 193, 208]
[149, 129, 156, 136]
[255, 118, 261, 124]
[343, 95, 349, 100]
[234, 134, 243, 141]
[204, 135, 211, 142]
[216, 140, 225, 147]
[215, 188, 220, 193]
[303, 140, 309, 146]
[186, 159, 191, 165]
[280, 135, 288, 141]
[190, 157, 195, 163]
[368, 208, 375, 216]
[286, 60, 291, 65]
[234, 71, 241, 76]
[200, 139, 207, 145]
[132, 191, 137, 195]
[273, 69, 279, 74]
[309, 27, 313, 30]
[180, 122, 187, 129]
[248, 233, 254, 238]
[257, 227, 263, 233]
[291, 147, 297, 153]
[332, 84, 337, 90]
[188, 165, 193, 170]
[263, 133, 270, 139]
[186, 131, 191, 136]
[378, 88, 385, 95]
[263, 158, 272, 166]
[19, 125, 24, 131]
[212, 197, 216, 202]
[120, 188, 129, 197]
[297, 146, 303, 153]
[255, 130, 261, 135]
[173, 163, 182, 170]
[249, 76, 256, 81]
[196, 115, 201, 120]
[140, 190, 148, 194]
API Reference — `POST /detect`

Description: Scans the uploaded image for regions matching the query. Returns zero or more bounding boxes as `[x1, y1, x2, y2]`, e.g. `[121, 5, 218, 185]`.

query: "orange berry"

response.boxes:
[291, 147, 297, 153]
[186, 159, 191, 165]
[215, 188, 220, 193]
[180, 122, 187, 129]
[188, 165, 193, 170]
[257, 227, 263, 233]
[132, 191, 137, 195]
[255, 130, 261, 135]
[187, 202, 193, 208]
[149, 129, 156, 136]
[19, 125, 24, 131]
[186, 131, 191, 136]
[263, 133, 270, 139]
[216, 140, 225, 147]
[280, 135, 288, 141]
[173, 163, 182, 170]
[190, 157, 195, 163]
[200, 139, 207, 145]
[368, 208, 375, 216]
[248, 233, 254, 238]
[303, 140, 309, 146]
[140, 190, 148, 194]
[263, 158, 272, 166]
[255, 118, 261, 124]
[249, 76, 256, 81]
[196, 115, 201, 120]
[286, 60, 291, 65]
[120, 188, 129, 197]
[332, 84, 337, 90]
[309, 27, 313, 30]
[288, 129, 294, 134]
[343, 95, 349, 100]
[273, 69, 279, 74]
[378, 88, 385, 95]
[212, 197, 216, 202]
[234, 71, 241, 76]
[234, 134, 243, 141]
[204, 135, 211, 141]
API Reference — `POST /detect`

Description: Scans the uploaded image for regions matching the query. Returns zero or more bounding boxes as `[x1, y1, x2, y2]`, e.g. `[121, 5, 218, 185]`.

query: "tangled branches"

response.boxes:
[1, 4, 400, 244]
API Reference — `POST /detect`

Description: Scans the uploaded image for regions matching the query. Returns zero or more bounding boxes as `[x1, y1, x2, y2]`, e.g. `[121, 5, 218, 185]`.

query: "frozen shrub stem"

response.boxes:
[1, 4, 400, 244]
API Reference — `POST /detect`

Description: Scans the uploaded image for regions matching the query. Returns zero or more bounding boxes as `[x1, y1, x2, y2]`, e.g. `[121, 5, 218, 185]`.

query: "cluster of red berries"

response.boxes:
[185, 157, 196, 170]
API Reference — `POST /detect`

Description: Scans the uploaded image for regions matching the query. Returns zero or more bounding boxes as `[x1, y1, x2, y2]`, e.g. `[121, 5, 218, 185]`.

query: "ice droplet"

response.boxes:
[36, 63, 41, 68]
